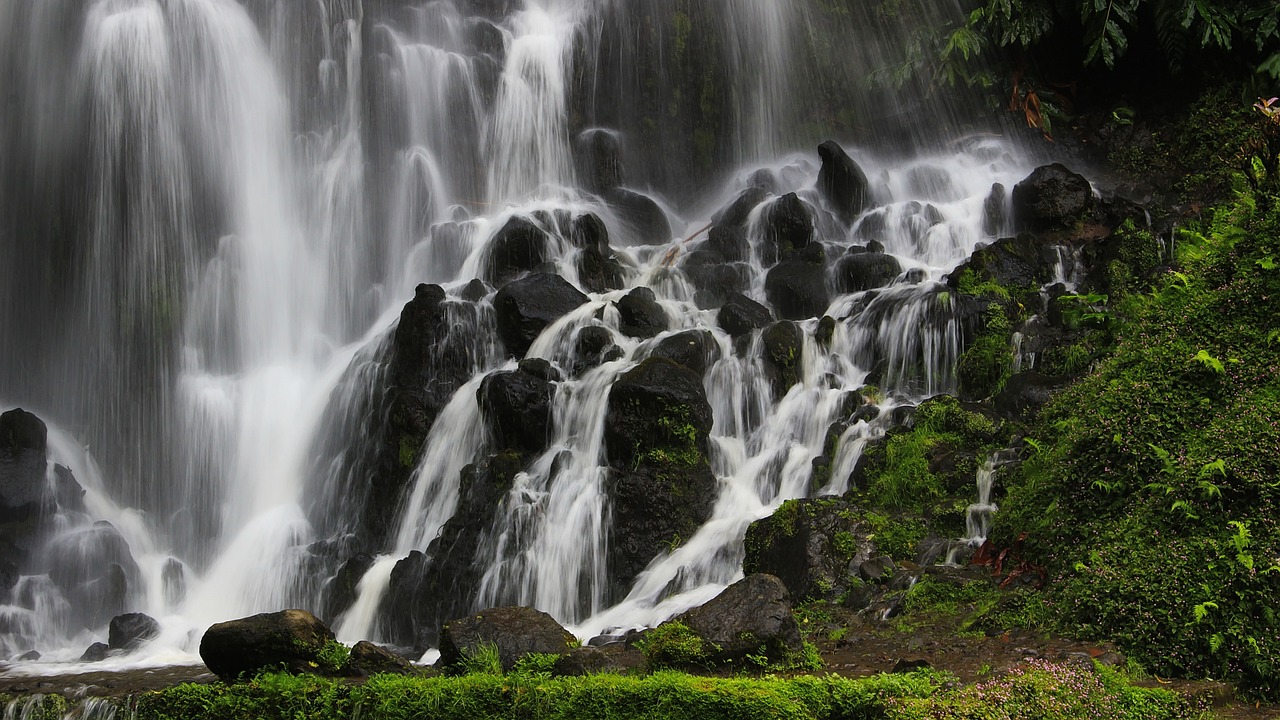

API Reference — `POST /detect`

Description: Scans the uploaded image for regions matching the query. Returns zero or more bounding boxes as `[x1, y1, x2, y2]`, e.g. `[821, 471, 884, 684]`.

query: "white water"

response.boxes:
[0, 0, 1029, 667]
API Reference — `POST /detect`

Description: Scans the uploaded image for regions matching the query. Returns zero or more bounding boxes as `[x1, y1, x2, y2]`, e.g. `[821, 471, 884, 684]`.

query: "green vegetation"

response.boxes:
[2, 665, 1202, 720]
[636, 621, 710, 669]
[316, 639, 351, 674]
[997, 164, 1280, 698]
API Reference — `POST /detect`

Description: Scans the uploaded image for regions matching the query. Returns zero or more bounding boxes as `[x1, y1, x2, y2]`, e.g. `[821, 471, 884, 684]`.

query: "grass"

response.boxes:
[2, 664, 1206, 720]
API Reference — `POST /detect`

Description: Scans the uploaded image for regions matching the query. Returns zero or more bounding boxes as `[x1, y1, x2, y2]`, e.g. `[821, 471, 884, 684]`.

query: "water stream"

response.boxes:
[0, 0, 1030, 666]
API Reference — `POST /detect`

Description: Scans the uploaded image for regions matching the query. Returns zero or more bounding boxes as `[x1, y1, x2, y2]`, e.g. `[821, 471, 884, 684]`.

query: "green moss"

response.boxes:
[636, 621, 708, 669]
[864, 512, 928, 560]
[397, 434, 418, 468]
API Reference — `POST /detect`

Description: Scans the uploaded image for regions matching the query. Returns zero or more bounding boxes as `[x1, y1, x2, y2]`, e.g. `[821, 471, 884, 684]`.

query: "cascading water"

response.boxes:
[0, 0, 1032, 667]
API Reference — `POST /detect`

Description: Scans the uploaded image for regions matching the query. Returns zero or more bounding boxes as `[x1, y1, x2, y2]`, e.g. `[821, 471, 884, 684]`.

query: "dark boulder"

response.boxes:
[348, 640, 413, 675]
[817, 140, 872, 224]
[478, 368, 555, 454]
[604, 358, 717, 594]
[743, 497, 872, 602]
[323, 553, 375, 622]
[948, 235, 1058, 290]
[0, 408, 48, 520]
[681, 250, 752, 309]
[765, 253, 830, 321]
[717, 293, 773, 338]
[576, 128, 625, 193]
[485, 216, 549, 287]
[993, 372, 1067, 419]
[711, 186, 769, 229]
[650, 330, 721, 377]
[571, 213, 626, 294]
[671, 573, 803, 666]
[616, 287, 668, 339]
[982, 182, 1007, 236]
[80, 642, 110, 663]
[46, 522, 139, 629]
[381, 551, 431, 649]
[108, 612, 160, 651]
[706, 225, 750, 262]
[606, 462, 717, 598]
[905, 165, 962, 202]
[761, 321, 804, 400]
[571, 326, 623, 376]
[605, 188, 671, 245]
[604, 358, 713, 469]
[460, 278, 490, 302]
[834, 250, 903, 293]
[199, 609, 338, 680]
[438, 606, 577, 672]
[1011, 164, 1095, 231]
[760, 193, 814, 266]
[494, 273, 590, 358]
[551, 645, 643, 676]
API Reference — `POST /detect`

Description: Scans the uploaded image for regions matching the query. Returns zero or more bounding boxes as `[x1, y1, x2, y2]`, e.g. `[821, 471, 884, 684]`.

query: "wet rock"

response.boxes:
[80, 642, 110, 663]
[906, 165, 963, 202]
[439, 606, 577, 672]
[50, 465, 84, 514]
[765, 253, 830, 321]
[983, 182, 1007, 236]
[682, 251, 751, 309]
[485, 216, 549, 287]
[816, 316, 836, 348]
[760, 193, 815, 265]
[460, 278, 490, 302]
[464, 17, 505, 57]
[892, 658, 931, 673]
[672, 573, 803, 666]
[834, 251, 902, 293]
[571, 213, 626, 294]
[650, 330, 720, 377]
[948, 235, 1058, 290]
[382, 551, 431, 649]
[717, 293, 773, 339]
[551, 645, 643, 676]
[605, 188, 671, 245]
[348, 640, 413, 675]
[858, 556, 897, 583]
[616, 287, 668, 339]
[323, 553, 374, 623]
[743, 497, 871, 602]
[604, 358, 716, 595]
[993, 372, 1067, 420]
[16, 650, 39, 661]
[46, 522, 139, 629]
[761, 321, 804, 399]
[706, 225, 750, 262]
[200, 609, 338, 680]
[0, 408, 48, 519]
[711, 186, 769, 229]
[1012, 164, 1096, 231]
[604, 358, 712, 469]
[817, 140, 873, 225]
[518, 357, 562, 382]
[571, 326, 623, 376]
[108, 612, 160, 651]
[576, 129, 625, 193]
[478, 368, 554, 455]
[494, 273, 590, 358]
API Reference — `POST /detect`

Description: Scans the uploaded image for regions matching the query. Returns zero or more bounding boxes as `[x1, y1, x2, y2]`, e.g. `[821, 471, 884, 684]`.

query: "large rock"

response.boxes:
[0, 408, 48, 519]
[605, 187, 671, 245]
[717, 293, 773, 338]
[347, 640, 413, 676]
[604, 358, 712, 468]
[681, 248, 752, 309]
[571, 213, 626, 294]
[711, 186, 769, 229]
[817, 140, 872, 225]
[108, 612, 160, 651]
[760, 193, 815, 266]
[834, 250, 903, 293]
[650, 330, 721, 377]
[494, 273, 590, 358]
[322, 553, 374, 623]
[765, 250, 830, 321]
[438, 606, 577, 672]
[199, 609, 339, 680]
[616, 287, 668, 339]
[485, 216, 550, 287]
[1011, 164, 1095, 231]
[478, 368, 555, 455]
[948, 235, 1058, 290]
[576, 128, 625, 193]
[743, 497, 872, 602]
[570, 325, 624, 377]
[670, 573, 803, 666]
[761, 321, 804, 400]
[604, 358, 717, 594]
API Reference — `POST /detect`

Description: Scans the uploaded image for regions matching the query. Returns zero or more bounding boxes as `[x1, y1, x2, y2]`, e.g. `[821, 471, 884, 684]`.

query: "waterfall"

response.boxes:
[0, 0, 1028, 665]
